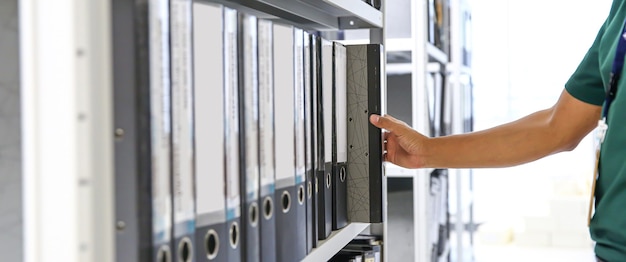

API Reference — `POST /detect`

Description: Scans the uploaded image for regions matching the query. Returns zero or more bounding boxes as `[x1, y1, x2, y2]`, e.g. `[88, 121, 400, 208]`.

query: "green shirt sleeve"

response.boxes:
[564, 22, 608, 106]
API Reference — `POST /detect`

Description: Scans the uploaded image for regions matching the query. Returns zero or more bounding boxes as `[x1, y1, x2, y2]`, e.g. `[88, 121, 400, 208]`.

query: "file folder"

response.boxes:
[170, 0, 196, 261]
[318, 38, 333, 239]
[332, 42, 348, 230]
[237, 12, 261, 262]
[192, 3, 227, 262]
[303, 30, 315, 253]
[112, 0, 174, 260]
[309, 33, 321, 248]
[224, 7, 242, 262]
[273, 22, 300, 262]
[346, 44, 384, 223]
[293, 27, 308, 259]
[257, 18, 277, 262]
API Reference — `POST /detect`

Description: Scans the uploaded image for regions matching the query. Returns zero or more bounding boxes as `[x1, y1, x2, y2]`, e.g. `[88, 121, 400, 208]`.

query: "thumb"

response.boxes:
[369, 114, 407, 134]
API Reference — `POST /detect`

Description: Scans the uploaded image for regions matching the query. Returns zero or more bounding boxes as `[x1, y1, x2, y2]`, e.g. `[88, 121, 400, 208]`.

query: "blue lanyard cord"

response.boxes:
[604, 19, 626, 119]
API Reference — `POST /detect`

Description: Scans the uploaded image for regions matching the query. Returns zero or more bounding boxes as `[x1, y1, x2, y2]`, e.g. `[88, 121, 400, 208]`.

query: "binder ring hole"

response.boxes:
[307, 181, 312, 198]
[263, 196, 273, 219]
[326, 173, 331, 188]
[157, 245, 171, 262]
[229, 222, 239, 248]
[298, 185, 305, 204]
[340, 166, 347, 182]
[249, 203, 259, 226]
[205, 229, 219, 260]
[178, 237, 192, 262]
[349, 117, 352, 122]
[281, 191, 291, 213]
[364, 110, 368, 114]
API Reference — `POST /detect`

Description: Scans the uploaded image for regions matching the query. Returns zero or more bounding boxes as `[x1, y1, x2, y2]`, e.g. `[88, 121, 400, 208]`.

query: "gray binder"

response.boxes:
[113, 0, 175, 260]
[224, 7, 242, 262]
[310, 33, 321, 248]
[192, 3, 228, 262]
[273, 22, 304, 262]
[332, 42, 348, 230]
[293, 27, 308, 259]
[237, 12, 261, 262]
[257, 18, 277, 262]
[170, 0, 196, 261]
[346, 44, 384, 223]
[303, 30, 315, 252]
[319, 38, 333, 239]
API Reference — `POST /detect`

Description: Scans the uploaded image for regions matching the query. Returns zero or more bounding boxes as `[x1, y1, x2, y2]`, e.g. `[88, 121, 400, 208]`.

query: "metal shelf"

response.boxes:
[301, 223, 371, 262]
[204, 0, 382, 30]
[426, 43, 448, 64]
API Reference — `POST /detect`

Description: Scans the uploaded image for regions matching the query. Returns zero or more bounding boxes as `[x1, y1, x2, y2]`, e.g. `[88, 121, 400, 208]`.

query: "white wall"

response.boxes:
[471, 0, 612, 224]
[0, 0, 23, 261]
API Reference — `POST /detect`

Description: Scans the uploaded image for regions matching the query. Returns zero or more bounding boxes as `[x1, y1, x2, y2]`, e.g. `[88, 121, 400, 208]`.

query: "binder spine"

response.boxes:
[293, 27, 308, 260]
[148, 0, 174, 260]
[238, 12, 261, 262]
[224, 7, 242, 262]
[309, 34, 320, 247]
[170, 0, 196, 261]
[319, 38, 333, 239]
[192, 3, 228, 262]
[257, 19, 277, 262]
[303, 30, 314, 252]
[273, 22, 297, 262]
[332, 42, 348, 230]
[346, 44, 384, 223]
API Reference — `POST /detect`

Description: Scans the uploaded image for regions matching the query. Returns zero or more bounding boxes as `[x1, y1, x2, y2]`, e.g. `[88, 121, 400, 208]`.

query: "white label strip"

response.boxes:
[224, 7, 241, 219]
[258, 19, 275, 193]
[334, 43, 348, 162]
[294, 28, 305, 184]
[148, 0, 172, 244]
[170, 0, 195, 230]
[272, 23, 295, 185]
[192, 2, 225, 219]
[322, 39, 333, 163]
[242, 14, 260, 201]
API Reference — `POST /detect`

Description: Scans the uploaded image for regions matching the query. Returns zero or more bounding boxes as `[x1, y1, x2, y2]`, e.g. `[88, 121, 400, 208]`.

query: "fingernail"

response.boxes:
[371, 114, 380, 123]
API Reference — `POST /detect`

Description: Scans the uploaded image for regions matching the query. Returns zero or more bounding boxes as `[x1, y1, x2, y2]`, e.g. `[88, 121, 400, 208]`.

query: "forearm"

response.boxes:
[423, 108, 587, 169]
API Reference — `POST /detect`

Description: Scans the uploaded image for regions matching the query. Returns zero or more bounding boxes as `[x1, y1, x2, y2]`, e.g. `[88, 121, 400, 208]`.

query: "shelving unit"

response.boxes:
[381, 0, 475, 261]
[20, 0, 387, 261]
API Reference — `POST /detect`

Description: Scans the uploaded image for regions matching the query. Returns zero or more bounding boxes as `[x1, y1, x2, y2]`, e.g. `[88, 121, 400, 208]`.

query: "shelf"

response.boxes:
[426, 43, 448, 64]
[387, 62, 442, 75]
[385, 163, 416, 178]
[205, 0, 382, 30]
[301, 222, 371, 262]
[386, 38, 412, 52]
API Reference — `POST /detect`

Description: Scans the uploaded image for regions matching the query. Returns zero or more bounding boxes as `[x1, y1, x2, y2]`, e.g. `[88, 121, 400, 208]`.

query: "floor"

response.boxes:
[473, 243, 596, 262]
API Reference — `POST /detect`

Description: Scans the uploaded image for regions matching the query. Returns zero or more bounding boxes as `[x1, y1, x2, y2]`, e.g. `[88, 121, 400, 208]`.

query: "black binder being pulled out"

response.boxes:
[346, 44, 384, 223]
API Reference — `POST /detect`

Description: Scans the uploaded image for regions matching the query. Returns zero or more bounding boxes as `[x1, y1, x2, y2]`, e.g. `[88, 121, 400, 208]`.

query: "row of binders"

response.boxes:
[112, 1, 385, 262]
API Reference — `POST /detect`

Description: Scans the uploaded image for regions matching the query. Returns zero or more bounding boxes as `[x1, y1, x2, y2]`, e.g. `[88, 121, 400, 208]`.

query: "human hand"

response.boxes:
[369, 114, 429, 169]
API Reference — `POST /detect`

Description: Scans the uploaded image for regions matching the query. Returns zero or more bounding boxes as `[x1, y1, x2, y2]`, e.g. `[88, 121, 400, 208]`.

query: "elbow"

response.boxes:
[559, 137, 583, 152]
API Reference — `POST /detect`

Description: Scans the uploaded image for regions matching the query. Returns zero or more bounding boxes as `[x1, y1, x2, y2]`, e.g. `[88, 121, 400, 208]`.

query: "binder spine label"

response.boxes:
[243, 14, 260, 202]
[258, 19, 275, 197]
[334, 43, 348, 163]
[303, 32, 312, 172]
[272, 23, 295, 189]
[149, 0, 173, 246]
[171, 0, 196, 236]
[192, 3, 226, 225]
[322, 39, 333, 163]
[225, 8, 241, 221]
[294, 28, 306, 185]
